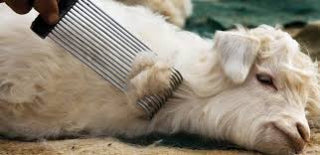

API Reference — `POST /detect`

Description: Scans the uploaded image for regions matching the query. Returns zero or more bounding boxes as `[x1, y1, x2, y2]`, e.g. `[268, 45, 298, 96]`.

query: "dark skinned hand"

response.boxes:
[0, 0, 59, 25]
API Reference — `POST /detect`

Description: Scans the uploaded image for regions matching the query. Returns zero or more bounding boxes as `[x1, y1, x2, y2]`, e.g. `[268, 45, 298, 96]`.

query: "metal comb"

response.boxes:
[30, 0, 183, 118]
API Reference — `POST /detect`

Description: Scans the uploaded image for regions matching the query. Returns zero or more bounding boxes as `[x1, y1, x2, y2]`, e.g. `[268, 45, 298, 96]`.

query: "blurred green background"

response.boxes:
[186, 0, 320, 38]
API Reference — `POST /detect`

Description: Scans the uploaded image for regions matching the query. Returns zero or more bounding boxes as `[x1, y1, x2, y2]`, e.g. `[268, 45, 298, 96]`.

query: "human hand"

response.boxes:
[0, 0, 59, 25]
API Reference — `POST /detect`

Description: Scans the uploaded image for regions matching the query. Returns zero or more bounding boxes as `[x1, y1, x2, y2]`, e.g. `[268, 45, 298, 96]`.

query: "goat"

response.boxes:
[0, 0, 319, 154]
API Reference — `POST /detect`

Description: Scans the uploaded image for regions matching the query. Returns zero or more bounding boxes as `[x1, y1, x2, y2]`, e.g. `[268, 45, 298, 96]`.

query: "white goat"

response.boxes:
[0, 0, 319, 154]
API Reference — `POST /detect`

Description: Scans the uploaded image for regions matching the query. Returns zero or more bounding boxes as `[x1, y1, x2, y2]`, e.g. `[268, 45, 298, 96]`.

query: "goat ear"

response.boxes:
[214, 31, 260, 84]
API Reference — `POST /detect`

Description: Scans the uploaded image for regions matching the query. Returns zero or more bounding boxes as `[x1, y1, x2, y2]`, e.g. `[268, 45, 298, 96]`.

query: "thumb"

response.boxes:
[33, 0, 59, 25]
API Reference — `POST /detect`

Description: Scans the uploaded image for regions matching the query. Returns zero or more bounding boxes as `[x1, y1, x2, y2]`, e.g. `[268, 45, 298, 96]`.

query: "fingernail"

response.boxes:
[46, 13, 59, 25]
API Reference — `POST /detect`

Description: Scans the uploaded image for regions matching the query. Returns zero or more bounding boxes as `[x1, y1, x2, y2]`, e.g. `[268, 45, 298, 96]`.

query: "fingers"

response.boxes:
[3, 0, 32, 14]
[2, 0, 59, 25]
[33, 0, 59, 25]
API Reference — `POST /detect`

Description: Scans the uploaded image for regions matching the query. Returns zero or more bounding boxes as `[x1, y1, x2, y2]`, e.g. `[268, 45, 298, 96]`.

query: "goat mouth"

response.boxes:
[271, 122, 307, 154]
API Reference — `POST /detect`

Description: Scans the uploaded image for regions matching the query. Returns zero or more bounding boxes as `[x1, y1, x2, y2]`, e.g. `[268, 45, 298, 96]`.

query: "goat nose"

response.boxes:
[272, 121, 310, 153]
[296, 122, 310, 142]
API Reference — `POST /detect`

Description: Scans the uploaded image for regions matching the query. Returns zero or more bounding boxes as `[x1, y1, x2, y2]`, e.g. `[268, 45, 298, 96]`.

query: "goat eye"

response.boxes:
[256, 74, 273, 86]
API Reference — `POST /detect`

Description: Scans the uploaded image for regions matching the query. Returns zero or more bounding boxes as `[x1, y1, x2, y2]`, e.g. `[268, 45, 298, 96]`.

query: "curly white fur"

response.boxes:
[116, 0, 192, 27]
[0, 0, 319, 154]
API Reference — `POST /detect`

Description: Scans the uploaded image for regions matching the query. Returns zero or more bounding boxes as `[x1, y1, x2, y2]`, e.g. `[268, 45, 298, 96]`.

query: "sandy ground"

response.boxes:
[0, 129, 319, 155]
[0, 23, 319, 155]
[0, 138, 254, 155]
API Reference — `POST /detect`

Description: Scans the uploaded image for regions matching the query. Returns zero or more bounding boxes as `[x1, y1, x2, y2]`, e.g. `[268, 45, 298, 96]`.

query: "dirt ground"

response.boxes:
[0, 138, 253, 155]
[0, 129, 318, 155]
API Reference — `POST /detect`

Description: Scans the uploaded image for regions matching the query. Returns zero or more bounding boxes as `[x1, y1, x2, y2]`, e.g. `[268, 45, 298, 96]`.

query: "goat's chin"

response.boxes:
[253, 125, 306, 155]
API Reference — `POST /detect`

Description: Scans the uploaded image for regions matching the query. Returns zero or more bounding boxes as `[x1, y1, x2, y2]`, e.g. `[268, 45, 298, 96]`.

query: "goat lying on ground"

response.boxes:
[0, 0, 319, 154]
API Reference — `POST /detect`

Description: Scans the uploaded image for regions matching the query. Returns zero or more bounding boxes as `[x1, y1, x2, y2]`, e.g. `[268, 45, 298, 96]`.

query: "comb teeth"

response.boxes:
[31, 0, 183, 118]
